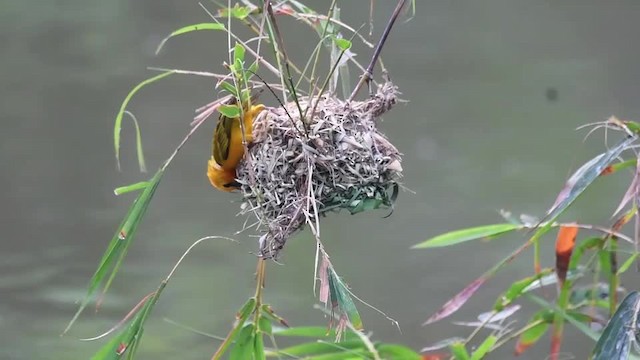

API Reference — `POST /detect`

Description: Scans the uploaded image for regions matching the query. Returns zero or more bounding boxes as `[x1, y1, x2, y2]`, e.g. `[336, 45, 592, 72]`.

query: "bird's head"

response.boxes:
[207, 158, 240, 192]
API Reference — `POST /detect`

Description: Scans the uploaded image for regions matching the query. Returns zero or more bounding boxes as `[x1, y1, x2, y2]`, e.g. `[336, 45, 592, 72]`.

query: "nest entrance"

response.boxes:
[237, 82, 403, 259]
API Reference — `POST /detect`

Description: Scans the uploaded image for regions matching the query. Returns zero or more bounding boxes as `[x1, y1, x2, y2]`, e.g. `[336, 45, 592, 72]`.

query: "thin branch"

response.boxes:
[348, 0, 406, 101]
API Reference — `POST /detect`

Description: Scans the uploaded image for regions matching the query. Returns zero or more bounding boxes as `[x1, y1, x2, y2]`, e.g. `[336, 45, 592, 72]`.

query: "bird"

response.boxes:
[207, 158, 240, 191]
[207, 96, 265, 192]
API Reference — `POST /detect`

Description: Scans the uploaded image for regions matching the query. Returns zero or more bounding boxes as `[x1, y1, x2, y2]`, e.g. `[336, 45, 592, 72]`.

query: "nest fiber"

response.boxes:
[237, 82, 403, 259]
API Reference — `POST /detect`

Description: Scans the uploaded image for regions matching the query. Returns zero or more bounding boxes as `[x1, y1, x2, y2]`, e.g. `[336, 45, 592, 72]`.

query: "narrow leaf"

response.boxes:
[218, 104, 240, 118]
[522, 266, 585, 293]
[233, 43, 245, 64]
[328, 267, 363, 330]
[253, 334, 265, 360]
[261, 304, 289, 328]
[91, 283, 166, 360]
[219, 81, 237, 96]
[515, 310, 553, 356]
[413, 224, 522, 249]
[592, 291, 640, 360]
[114, 181, 149, 196]
[555, 225, 579, 286]
[600, 158, 636, 176]
[123, 111, 147, 173]
[155, 23, 226, 55]
[99, 169, 164, 300]
[114, 71, 174, 170]
[237, 297, 257, 320]
[64, 168, 164, 334]
[273, 326, 334, 338]
[494, 269, 552, 311]
[546, 136, 637, 222]
[376, 344, 422, 360]
[449, 342, 471, 360]
[229, 324, 255, 360]
[613, 157, 640, 217]
[527, 294, 600, 342]
[333, 37, 352, 51]
[470, 335, 497, 360]
[276, 339, 365, 356]
[421, 337, 466, 352]
[217, 5, 253, 20]
[617, 253, 639, 275]
[424, 277, 486, 325]
[257, 317, 272, 335]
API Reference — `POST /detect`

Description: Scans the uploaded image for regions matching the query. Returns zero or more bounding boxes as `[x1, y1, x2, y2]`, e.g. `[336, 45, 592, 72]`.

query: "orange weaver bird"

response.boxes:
[207, 97, 265, 192]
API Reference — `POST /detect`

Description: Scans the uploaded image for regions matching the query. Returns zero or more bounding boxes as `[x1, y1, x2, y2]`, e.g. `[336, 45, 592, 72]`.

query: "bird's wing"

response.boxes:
[213, 113, 233, 165]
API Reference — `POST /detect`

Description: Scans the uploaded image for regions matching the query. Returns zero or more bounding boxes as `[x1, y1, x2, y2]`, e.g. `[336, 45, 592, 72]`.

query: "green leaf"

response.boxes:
[493, 269, 552, 311]
[219, 81, 238, 96]
[218, 5, 253, 20]
[114, 71, 174, 170]
[328, 268, 363, 330]
[237, 297, 257, 320]
[470, 335, 497, 360]
[234, 43, 245, 64]
[450, 342, 471, 360]
[230, 324, 255, 360]
[625, 121, 640, 134]
[570, 283, 611, 307]
[617, 253, 639, 275]
[114, 181, 149, 196]
[248, 61, 259, 76]
[303, 350, 369, 360]
[155, 23, 226, 54]
[568, 237, 603, 271]
[91, 283, 166, 360]
[64, 168, 164, 335]
[413, 223, 522, 249]
[592, 291, 640, 359]
[515, 310, 552, 355]
[257, 316, 272, 335]
[254, 334, 265, 360]
[375, 344, 422, 360]
[527, 294, 600, 342]
[276, 340, 365, 357]
[522, 266, 586, 293]
[122, 111, 147, 173]
[261, 304, 289, 328]
[218, 104, 240, 118]
[545, 136, 637, 222]
[333, 37, 352, 51]
[213, 297, 256, 358]
[604, 158, 636, 175]
[273, 326, 334, 338]
[232, 58, 243, 78]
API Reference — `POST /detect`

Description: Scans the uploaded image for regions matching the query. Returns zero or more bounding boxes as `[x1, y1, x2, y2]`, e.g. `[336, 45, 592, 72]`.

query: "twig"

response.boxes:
[348, 0, 406, 101]
[264, 0, 308, 130]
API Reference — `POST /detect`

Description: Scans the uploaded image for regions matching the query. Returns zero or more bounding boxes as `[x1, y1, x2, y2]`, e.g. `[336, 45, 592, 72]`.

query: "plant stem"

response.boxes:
[348, 0, 406, 101]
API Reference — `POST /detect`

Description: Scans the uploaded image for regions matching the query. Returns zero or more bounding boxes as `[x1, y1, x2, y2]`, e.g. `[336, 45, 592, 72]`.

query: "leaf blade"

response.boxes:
[155, 23, 226, 55]
[114, 71, 174, 170]
[413, 224, 522, 249]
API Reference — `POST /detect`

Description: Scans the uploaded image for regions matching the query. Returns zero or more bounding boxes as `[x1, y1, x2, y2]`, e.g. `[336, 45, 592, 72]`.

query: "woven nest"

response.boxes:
[237, 81, 403, 259]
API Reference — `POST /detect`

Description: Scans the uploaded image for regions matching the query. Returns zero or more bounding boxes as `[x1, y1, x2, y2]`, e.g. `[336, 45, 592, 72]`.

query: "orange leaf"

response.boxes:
[555, 225, 579, 286]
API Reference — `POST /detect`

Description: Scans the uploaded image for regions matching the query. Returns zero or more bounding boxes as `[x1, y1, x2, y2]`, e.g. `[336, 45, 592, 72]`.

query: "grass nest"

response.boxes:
[237, 81, 403, 259]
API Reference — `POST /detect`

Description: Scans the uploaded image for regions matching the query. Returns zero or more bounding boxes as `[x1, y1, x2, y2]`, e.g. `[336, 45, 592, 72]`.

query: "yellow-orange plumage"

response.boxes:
[207, 100, 264, 192]
[207, 158, 239, 192]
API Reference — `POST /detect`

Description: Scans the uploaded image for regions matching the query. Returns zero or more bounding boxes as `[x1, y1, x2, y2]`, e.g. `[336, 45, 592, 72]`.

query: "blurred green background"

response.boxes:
[3, 1, 640, 359]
